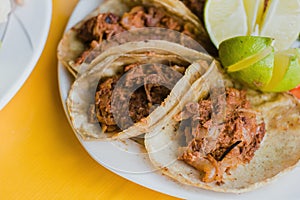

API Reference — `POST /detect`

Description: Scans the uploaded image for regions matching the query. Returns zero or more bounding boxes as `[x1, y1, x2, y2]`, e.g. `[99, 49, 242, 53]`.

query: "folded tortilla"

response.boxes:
[57, 0, 215, 77]
[67, 40, 214, 140]
[145, 63, 300, 193]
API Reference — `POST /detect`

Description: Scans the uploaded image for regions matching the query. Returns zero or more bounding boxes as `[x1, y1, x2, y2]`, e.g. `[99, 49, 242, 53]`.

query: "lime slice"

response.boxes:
[219, 36, 274, 66]
[204, 0, 248, 48]
[219, 36, 274, 89]
[243, 0, 265, 35]
[263, 48, 300, 92]
[260, 0, 300, 50]
[219, 36, 300, 92]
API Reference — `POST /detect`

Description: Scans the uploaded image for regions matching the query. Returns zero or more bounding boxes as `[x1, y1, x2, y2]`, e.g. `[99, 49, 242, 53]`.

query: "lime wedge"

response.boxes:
[204, 0, 248, 48]
[204, 0, 300, 51]
[219, 36, 275, 90]
[263, 48, 300, 92]
[220, 36, 300, 92]
[260, 0, 300, 50]
[219, 36, 274, 66]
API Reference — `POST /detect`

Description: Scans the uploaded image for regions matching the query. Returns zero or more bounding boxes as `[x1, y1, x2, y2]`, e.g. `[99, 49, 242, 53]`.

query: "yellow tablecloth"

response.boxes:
[0, 1, 178, 199]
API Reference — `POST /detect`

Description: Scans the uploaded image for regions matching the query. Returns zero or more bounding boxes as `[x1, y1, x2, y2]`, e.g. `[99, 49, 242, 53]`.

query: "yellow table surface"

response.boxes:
[0, 1, 179, 199]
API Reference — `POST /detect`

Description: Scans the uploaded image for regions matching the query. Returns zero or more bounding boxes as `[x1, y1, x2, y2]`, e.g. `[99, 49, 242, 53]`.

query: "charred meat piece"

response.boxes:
[176, 88, 265, 183]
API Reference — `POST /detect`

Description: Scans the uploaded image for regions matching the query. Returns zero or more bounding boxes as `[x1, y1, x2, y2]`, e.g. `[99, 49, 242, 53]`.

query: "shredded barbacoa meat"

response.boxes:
[92, 63, 186, 133]
[180, 0, 206, 22]
[175, 88, 265, 184]
[75, 13, 125, 65]
[75, 6, 197, 65]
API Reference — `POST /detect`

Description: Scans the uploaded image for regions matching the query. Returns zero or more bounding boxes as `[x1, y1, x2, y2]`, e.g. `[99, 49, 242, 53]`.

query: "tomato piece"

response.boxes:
[290, 85, 300, 99]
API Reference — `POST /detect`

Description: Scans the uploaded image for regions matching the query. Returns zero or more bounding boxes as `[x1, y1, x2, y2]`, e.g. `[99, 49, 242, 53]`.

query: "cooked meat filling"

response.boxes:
[94, 63, 186, 133]
[121, 6, 181, 31]
[180, 0, 206, 22]
[175, 88, 265, 184]
[75, 6, 197, 65]
[77, 13, 124, 44]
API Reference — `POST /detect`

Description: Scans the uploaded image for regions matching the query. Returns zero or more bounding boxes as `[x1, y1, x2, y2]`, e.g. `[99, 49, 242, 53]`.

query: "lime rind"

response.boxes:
[219, 36, 274, 66]
[262, 50, 291, 91]
[229, 52, 274, 89]
[219, 36, 275, 90]
[227, 46, 273, 72]
[263, 48, 300, 92]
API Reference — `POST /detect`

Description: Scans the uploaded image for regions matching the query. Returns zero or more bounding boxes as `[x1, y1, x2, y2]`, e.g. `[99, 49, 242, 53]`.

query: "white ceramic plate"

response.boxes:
[58, 0, 300, 199]
[0, 0, 52, 110]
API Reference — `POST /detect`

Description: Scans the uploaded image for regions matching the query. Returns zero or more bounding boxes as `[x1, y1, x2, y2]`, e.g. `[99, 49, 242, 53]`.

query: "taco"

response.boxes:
[67, 40, 214, 140]
[57, 0, 215, 76]
[145, 62, 300, 193]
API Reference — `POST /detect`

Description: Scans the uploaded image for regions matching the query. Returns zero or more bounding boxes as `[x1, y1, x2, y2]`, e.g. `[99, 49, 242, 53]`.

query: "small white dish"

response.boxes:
[0, 0, 52, 110]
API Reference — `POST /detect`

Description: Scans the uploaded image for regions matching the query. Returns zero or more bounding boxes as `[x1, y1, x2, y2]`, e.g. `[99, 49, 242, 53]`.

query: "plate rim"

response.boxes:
[57, 0, 300, 199]
[0, 0, 53, 110]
